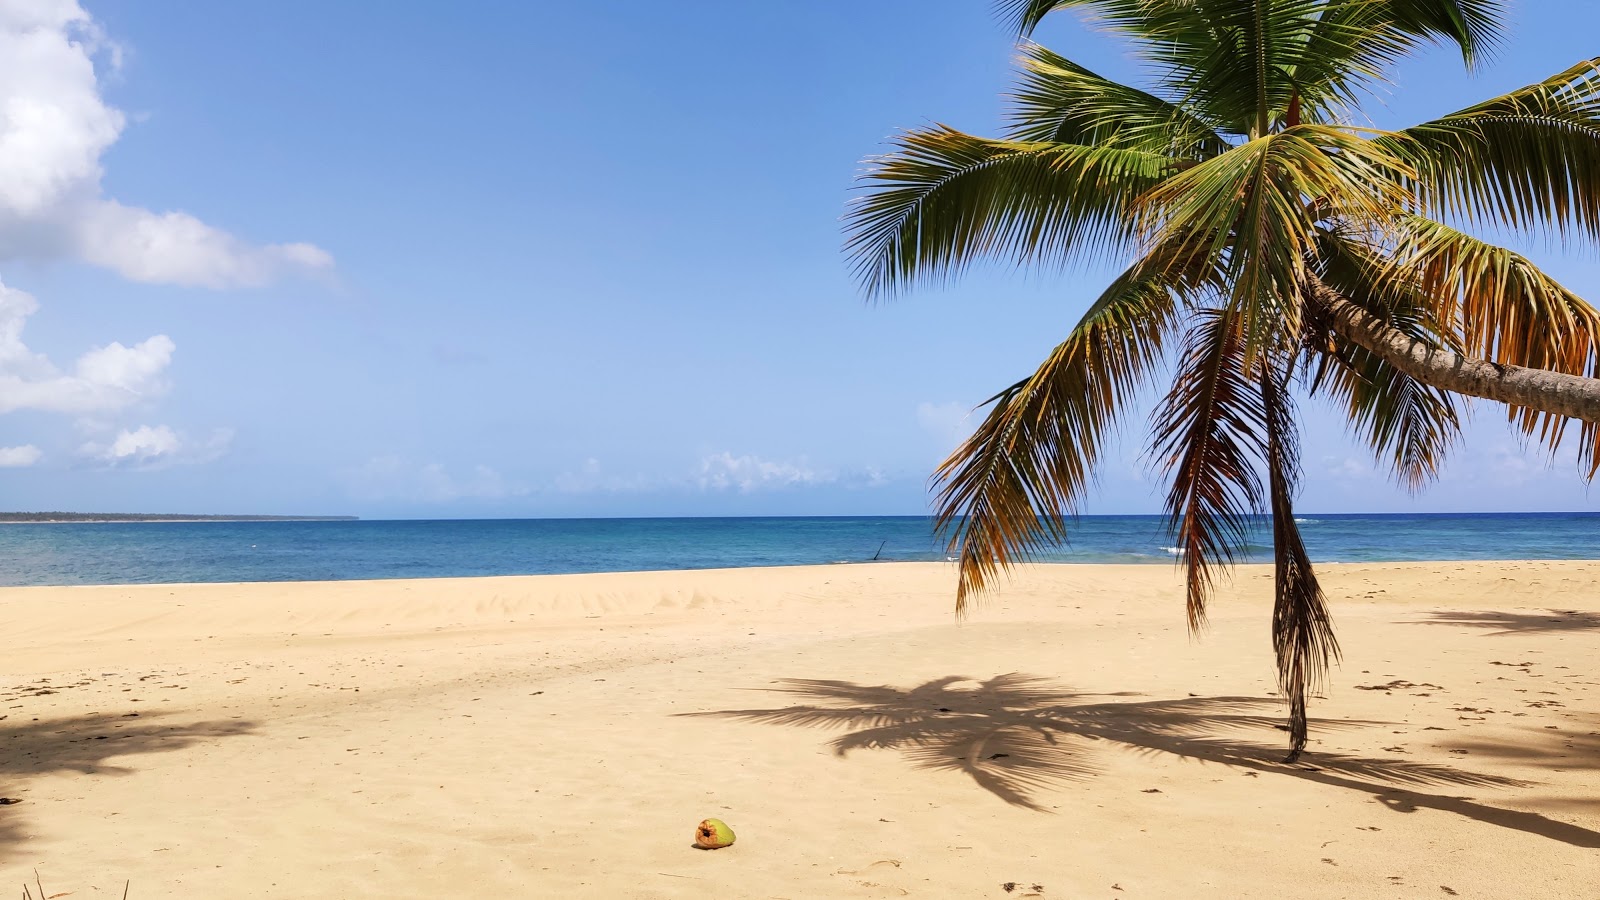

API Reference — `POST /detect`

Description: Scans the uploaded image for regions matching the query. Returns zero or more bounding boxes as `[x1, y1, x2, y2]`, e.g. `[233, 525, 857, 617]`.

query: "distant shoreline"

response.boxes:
[0, 514, 358, 523]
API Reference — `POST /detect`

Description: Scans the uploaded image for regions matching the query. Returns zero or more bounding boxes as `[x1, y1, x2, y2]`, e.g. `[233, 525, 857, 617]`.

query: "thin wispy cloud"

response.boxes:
[543, 454, 898, 500]
[344, 456, 527, 503]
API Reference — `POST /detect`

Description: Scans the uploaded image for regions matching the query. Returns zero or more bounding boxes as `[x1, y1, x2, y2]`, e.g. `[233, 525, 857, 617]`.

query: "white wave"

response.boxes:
[1161, 546, 1186, 556]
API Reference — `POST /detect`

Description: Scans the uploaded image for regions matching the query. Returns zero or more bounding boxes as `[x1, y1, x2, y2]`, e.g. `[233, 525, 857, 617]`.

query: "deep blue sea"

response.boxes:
[0, 513, 1594, 587]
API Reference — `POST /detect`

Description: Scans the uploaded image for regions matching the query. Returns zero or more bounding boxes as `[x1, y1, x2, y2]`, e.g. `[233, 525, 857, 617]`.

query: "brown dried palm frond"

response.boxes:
[1150, 307, 1268, 631]
[1261, 353, 1340, 761]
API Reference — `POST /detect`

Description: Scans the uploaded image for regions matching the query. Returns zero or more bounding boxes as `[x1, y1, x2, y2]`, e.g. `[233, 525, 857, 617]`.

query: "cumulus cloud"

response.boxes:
[0, 1, 331, 285]
[345, 456, 526, 503]
[0, 279, 172, 413]
[81, 424, 232, 468]
[697, 452, 831, 493]
[0, 444, 41, 466]
[96, 423, 177, 462]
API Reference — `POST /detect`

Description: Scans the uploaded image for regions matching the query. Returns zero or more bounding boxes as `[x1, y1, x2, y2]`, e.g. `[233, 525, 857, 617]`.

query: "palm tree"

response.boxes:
[844, 0, 1600, 761]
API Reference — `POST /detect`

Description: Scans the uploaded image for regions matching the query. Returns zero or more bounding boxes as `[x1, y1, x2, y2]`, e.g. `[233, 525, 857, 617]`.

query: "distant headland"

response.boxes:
[0, 512, 358, 523]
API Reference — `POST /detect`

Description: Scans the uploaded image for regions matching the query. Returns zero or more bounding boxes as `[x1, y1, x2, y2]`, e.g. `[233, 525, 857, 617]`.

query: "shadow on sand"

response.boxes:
[0, 711, 256, 862]
[685, 673, 1600, 848]
[1407, 609, 1600, 636]
[1448, 715, 1600, 773]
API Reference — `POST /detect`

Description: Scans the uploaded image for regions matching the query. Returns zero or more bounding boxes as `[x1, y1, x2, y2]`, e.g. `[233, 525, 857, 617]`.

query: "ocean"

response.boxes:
[0, 512, 1594, 587]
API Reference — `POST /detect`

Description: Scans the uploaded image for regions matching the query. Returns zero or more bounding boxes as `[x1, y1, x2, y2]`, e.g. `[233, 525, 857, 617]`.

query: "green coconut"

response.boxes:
[695, 817, 736, 849]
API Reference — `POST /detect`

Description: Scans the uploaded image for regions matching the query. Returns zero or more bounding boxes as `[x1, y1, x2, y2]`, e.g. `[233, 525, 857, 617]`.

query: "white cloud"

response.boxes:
[98, 423, 177, 461]
[81, 424, 232, 468]
[0, 1, 331, 285]
[345, 456, 526, 503]
[0, 278, 172, 413]
[0, 444, 41, 466]
[549, 455, 896, 496]
[697, 452, 830, 493]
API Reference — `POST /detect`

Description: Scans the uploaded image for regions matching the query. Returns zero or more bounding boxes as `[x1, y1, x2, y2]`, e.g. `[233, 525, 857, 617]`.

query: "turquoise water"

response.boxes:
[0, 513, 1594, 586]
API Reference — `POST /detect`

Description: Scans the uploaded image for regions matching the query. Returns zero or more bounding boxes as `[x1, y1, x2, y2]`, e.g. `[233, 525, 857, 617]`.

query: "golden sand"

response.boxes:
[1, 561, 1595, 897]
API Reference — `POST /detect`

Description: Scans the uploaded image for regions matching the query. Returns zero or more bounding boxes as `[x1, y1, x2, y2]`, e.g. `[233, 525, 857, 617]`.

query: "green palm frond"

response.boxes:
[994, 0, 1099, 38]
[1001, 0, 1503, 57]
[934, 247, 1207, 612]
[1260, 355, 1339, 762]
[997, 1, 1499, 135]
[1393, 58, 1600, 240]
[1282, 1, 1502, 120]
[1141, 126, 1412, 345]
[1011, 0, 1328, 135]
[1166, 0, 1337, 136]
[846, 126, 1178, 297]
[1150, 307, 1268, 631]
[1008, 43, 1230, 158]
[1377, 0, 1506, 64]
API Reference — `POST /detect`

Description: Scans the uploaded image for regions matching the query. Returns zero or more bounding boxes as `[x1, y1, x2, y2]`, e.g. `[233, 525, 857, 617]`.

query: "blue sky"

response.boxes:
[0, 0, 1594, 518]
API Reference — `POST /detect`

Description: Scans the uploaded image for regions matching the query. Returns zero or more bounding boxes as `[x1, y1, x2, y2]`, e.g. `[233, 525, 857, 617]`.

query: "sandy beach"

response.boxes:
[1, 561, 1595, 898]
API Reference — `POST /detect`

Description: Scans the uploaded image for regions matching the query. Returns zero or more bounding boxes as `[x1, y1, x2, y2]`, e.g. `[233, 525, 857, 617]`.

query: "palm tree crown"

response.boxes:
[844, 0, 1600, 760]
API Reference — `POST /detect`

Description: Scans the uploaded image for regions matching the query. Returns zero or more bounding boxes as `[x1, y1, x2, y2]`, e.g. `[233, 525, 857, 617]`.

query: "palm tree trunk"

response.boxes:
[1309, 279, 1600, 423]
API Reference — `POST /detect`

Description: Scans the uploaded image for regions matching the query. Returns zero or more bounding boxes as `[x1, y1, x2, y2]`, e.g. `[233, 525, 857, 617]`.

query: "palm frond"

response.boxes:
[999, 2, 1507, 132]
[1387, 216, 1600, 375]
[1374, 0, 1506, 64]
[1142, 0, 1331, 136]
[1007, 43, 1230, 159]
[1282, 0, 1502, 119]
[1044, 0, 1397, 135]
[845, 126, 1177, 297]
[1260, 356, 1340, 762]
[1141, 126, 1412, 346]
[934, 247, 1207, 612]
[995, 0, 1100, 37]
[1150, 307, 1268, 631]
[995, 0, 1303, 133]
[1391, 57, 1600, 241]
[1373, 217, 1600, 473]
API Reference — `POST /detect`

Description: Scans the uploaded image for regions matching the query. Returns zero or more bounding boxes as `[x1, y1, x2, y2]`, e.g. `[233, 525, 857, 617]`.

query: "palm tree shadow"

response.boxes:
[0, 711, 257, 862]
[685, 674, 1600, 847]
[1406, 609, 1600, 636]
[1408, 605, 1600, 634]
